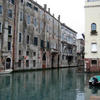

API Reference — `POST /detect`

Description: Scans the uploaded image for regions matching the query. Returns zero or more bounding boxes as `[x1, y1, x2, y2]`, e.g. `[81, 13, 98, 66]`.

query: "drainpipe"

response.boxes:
[58, 15, 60, 68]
[12, 0, 17, 70]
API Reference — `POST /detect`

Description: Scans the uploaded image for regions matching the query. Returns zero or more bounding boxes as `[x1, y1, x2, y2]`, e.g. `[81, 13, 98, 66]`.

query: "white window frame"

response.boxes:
[91, 43, 97, 53]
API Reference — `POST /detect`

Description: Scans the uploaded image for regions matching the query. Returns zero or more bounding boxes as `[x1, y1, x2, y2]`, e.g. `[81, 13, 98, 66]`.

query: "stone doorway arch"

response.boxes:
[6, 58, 11, 69]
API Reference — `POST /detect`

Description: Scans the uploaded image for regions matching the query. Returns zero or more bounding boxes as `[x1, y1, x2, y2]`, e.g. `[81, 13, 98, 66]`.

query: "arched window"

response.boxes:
[91, 23, 96, 31]
[91, 23, 97, 34]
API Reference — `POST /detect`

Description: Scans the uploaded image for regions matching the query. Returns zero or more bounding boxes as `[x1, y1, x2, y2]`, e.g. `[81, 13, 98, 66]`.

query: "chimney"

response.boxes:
[58, 15, 60, 21]
[53, 14, 54, 17]
[44, 4, 47, 10]
[48, 8, 50, 13]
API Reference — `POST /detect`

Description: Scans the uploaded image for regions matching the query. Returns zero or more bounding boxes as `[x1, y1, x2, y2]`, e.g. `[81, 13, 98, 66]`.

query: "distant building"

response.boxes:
[0, 0, 77, 71]
[76, 38, 84, 66]
[60, 23, 77, 67]
[85, 0, 100, 72]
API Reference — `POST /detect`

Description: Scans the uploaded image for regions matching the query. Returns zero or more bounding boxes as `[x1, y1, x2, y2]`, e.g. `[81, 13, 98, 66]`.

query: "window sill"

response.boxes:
[91, 51, 97, 53]
[91, 30, 97, 35]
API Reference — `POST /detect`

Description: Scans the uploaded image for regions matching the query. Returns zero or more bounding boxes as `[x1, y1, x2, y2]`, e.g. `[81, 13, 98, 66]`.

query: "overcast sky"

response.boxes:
[36, 0, 85, 36]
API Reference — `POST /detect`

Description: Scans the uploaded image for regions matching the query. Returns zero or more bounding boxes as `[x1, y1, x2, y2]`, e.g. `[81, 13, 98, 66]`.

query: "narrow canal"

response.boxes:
[0, 68, 100, 100]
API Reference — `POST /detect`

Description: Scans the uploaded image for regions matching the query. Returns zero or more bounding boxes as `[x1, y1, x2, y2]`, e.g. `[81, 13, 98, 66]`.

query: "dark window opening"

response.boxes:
[8, 42, 11, 50]
[8, 9, 12, 18]
[34, 37, 38, 46]
[27, 2, 32, 8]
[33, 60, 36, 67]
[19, 50, 21, 55]
[27, 35, 29, 44]
[26, 51, 29, 56]
[26, 60, 29, 67]
[8, 25, 11, 35]
[47, 41, 50, 49]
[21, 0, 23, 3]
[18, 60, 21, 67]
[19, 33, 21, 42]
[91, 60, 97, 65]
[8, 0, 14, 4]
[33, 52, 36, 56]
[0, 5, 2, 14]
[40, 40, 44, 48]
[34, 6, 38, 11]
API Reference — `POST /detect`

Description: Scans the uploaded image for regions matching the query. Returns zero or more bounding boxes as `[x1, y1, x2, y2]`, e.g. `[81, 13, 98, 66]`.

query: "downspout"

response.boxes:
[12, 0, 17, 70]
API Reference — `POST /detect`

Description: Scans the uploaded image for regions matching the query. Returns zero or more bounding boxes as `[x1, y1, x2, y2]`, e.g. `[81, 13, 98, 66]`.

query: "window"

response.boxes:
[8, 0, 14, 4]
[91, 23, 97, 34]
[26, 60, 29, 67]
[19, 33, 21, 42]
[18, 60, 21, 67]
[19, 50, 21, 55]
[34, 6, 38, 12]
[26, 51, 29, 56]
[47, 41, 50, 49]
[21, 0, 23, 3]
[8, 9, 12, 18]
[27, 35, 29, 44]
[33, 18, 37, 27]
[40, 40, 44, 48]
[8, 42, 11, 50]
[20, 12, 23, 21]
[33, 60, 36, 67]
[0, 23, 2, 33]
[27, 15, 30, 24]
[27, 2, 32, 8]
[91, 60, 97, 65]
[91, 43, 97, 52]
[33, 52, 36, 56]
[0, 5, 3, 14]
[62, 55, 64, 60]
[8, 25, 12, 35]
[34, 37, 38, 46]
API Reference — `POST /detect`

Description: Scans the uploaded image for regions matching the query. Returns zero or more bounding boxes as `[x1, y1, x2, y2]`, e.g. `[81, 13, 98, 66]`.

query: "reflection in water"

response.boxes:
[0, 68, 100, 100]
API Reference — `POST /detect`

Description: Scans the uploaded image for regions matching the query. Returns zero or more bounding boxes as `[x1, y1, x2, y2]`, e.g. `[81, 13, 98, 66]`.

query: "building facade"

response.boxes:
[85, 0, 100, 72]
[76, 38, 84, 66]
[60, 23, 77, 67]
[0, 0, 77, 71]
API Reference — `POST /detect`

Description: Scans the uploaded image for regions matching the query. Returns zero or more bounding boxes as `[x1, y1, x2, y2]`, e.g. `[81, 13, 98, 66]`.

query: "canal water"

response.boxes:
[0, 68, 100, 100]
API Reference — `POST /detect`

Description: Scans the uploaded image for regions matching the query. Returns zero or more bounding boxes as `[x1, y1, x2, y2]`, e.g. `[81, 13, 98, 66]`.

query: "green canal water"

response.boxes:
[0, 68, 100, 100]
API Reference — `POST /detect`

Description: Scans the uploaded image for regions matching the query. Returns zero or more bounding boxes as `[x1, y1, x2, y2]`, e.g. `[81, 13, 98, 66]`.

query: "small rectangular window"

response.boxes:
[20, 12, 23, 21]
[27, 2, 32, 8]
[8, 0, 14, 4]
[27, 15, 30, 24]
[40, 40, 44, 48]
[33, 60, 36, 67]
[26, 51, 29, 56]
[8, 25, 12, 35]
[8, 42, 11, 50]
[18, 60, 21, 67]
[0, 5, 3, 14]
[34, 6, 38, 11]
[91, 60, 97, 65]
[27, 35, 29, 44]
[26, 60, 29, 67]
[19, 50, 21, 55]
[47, 41, 50, 49]
[34, 37, 38, 46]
[8, 9, 12, 18]
[21, 0, 23, 3]
[33, 52, 36, 56]
[19, 33, 21, 42]
[91, 43, 97, 53]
